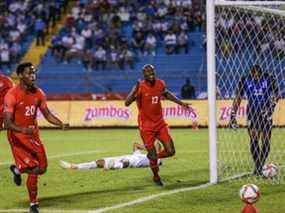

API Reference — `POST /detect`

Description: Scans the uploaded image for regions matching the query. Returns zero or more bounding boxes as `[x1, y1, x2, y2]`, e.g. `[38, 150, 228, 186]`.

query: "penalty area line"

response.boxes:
[0, 182, 213, 213]
[89, 182, 213, 213]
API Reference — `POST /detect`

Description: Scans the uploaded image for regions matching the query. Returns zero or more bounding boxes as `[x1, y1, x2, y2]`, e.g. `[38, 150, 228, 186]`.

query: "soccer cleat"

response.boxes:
[29, 204, 39, 213]
[153, 176, 164, 186]
[10, 165, 21, 186]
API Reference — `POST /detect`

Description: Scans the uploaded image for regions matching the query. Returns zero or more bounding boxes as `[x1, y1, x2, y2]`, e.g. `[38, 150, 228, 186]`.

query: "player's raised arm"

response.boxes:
[229, 77, 245, 129]
[162, 88, 190, 109]
[125, 81, 139, 106]
[41, 107, 68, 130]
[38, 89, 68, 130]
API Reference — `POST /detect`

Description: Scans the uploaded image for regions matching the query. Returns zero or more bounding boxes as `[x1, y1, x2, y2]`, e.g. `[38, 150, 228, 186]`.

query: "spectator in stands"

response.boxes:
[50, 35, 62, 60]
[181, 78, 196, 99]
[65, 33, 85, 63]
[93, 46, 107, 70]
[177, 30, 189, 54]
[49, 2, 58, 28]
[123, 47, 134, 70]
[9, 42, 22, 63]
[131, 31, 144, 56]
[81, 25, 93, 49]
[35, 16, 46, 46]
[0, 46, 11, 72]
[82, 49, 93, 72]
[164, 31, 177, 55]
[9, 27, 21, 43]
[109, 45, 119, 69]
[61, 33, 75, 63]
[274, 35, 285, 58]
[157, 2, 168, 18]
[118, 45, 134, 70]
[144, 32, 157, 56]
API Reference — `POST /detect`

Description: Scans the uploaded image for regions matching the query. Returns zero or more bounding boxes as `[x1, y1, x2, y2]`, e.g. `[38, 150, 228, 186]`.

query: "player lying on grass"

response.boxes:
[60, 142, 162, 170]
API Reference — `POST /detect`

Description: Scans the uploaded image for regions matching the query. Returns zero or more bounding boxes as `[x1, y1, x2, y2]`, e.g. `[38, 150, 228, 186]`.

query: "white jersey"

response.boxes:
[104, 150, 161, 169]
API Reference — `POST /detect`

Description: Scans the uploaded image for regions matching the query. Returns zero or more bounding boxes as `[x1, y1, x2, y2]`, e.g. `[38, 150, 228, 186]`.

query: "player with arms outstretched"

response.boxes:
[125, 64, 190, 186]
[229, 64, 280, 175]
[60, 142, 162, 170]
[0, 73, 13, 129]
[4, 62, 68, 213]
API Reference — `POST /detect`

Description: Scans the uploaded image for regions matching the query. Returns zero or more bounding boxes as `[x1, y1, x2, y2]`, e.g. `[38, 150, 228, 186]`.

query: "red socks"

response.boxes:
[27, 174, 38, 204]
[149, 158, 160, 179]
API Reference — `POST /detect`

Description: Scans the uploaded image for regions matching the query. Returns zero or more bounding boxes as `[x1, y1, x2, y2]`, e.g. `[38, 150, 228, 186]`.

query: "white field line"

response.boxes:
[0, 150, 102, 166]
[88, 183, 212, 213]
[0, 182, 213, 213]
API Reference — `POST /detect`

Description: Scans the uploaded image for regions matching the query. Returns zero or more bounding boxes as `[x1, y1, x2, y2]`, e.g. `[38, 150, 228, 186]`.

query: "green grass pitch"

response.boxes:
[0, 129, 284, 212]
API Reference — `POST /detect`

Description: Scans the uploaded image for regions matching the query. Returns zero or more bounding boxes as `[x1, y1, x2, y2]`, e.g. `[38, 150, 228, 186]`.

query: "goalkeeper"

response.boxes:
[229, 64, 280, 175]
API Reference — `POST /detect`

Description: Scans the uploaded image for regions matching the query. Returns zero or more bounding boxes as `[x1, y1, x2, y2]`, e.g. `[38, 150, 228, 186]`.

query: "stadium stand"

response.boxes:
[38, 0, 206, 99]
[0, 0, 69, 75]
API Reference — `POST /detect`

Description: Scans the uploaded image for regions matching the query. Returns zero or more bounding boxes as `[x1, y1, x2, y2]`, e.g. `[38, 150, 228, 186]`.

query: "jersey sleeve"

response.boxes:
[38, 89, 48, 110]
[136, 81, 142, 98]
[3, 92, 16, 113]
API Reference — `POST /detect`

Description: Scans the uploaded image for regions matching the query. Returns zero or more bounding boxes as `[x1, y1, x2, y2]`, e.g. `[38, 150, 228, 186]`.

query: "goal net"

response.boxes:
[209, 1, 285, 183]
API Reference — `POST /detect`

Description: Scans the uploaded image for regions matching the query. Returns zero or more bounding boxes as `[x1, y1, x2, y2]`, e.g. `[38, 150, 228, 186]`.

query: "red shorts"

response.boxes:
[8, 132, 47, 173]
[140, 125, 172, 150]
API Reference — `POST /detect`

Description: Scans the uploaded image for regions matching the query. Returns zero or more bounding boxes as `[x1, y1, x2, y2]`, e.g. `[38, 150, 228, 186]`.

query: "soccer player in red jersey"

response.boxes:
[125, 64, 191, 186]
[0, 73, 13, 129]
[3, 62, 68, 213]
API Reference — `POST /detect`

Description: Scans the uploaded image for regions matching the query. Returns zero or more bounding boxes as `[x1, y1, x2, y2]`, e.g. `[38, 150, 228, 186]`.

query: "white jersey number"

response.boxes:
[152, 96, 159, 104]
[25, 105, 36, 116]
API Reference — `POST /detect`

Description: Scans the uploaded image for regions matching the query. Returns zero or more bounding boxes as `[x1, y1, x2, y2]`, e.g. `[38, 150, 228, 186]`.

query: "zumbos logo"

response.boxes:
[84, 105, 130, 121]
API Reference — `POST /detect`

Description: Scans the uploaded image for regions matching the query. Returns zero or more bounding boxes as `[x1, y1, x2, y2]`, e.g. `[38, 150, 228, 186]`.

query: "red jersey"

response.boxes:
[4, 84, 47, 137]
[136, 79, 167, 130]
[0, 74, 13, 114]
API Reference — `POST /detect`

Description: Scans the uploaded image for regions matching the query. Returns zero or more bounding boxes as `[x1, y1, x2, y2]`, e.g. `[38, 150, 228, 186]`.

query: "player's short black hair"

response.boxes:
[16, 62, 33, 75]
[251, 64, 262, 73]
[142, 64, 155, 73]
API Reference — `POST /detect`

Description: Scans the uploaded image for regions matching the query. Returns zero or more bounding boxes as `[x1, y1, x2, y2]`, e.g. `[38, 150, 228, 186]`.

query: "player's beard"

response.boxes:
[147, 78, 155, 86]
[26, 80, 37, 92]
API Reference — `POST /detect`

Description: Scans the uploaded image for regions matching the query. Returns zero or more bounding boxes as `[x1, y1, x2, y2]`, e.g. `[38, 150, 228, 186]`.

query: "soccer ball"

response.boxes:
[262, 163, 278, 178]
[239, 184, 260, 204]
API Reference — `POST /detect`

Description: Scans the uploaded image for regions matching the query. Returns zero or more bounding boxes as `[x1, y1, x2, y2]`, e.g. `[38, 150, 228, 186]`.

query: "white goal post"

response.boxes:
[207, 0, 285, 184]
